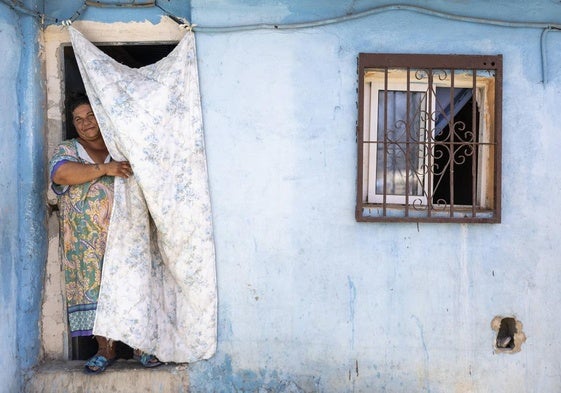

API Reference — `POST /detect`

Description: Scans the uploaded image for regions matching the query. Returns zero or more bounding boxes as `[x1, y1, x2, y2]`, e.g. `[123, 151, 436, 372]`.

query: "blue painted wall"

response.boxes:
[45, 0, 190, 25]
[4, 0, 561, 391]
[16, 0, 47, 376]
[192, 2, 561, 391]
[0, 4, 24, 392]
[0, 0, 46, 391]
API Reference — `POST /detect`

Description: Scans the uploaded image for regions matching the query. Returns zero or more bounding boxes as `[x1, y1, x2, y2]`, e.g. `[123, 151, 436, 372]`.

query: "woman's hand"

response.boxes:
[104, 161, 133, 178]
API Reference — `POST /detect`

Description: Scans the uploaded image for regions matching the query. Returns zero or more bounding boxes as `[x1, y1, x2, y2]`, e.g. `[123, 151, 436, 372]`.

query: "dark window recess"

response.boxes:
[63, 43, 175, 360]
[432, 93, 480, 206]
[356, 53, 502, 223]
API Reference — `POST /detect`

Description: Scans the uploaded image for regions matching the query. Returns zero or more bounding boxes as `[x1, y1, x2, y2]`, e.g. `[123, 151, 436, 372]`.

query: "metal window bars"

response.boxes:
[356, 53, 502, 223]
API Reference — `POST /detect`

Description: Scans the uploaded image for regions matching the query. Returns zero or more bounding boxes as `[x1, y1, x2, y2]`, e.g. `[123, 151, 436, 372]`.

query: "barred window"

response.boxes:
[356, 54, 502, 223]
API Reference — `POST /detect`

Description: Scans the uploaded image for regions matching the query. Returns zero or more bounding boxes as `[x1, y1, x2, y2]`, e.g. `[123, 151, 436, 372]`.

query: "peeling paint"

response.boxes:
[188, 354, 315, 393]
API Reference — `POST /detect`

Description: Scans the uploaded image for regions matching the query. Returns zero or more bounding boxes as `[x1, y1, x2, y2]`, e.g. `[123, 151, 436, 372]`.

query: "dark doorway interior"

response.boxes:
[63, 42, 175, 360]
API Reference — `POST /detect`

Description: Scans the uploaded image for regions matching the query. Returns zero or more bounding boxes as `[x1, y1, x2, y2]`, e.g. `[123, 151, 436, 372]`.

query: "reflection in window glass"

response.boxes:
[375, 90, 426, 197]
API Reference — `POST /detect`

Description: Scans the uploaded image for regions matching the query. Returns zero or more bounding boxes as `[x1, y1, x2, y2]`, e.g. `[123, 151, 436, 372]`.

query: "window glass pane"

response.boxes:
[376, 90, 426, 197]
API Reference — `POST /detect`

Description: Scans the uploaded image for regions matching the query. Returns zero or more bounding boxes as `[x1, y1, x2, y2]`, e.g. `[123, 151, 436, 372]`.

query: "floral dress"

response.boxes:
[49, 139, 113, 337]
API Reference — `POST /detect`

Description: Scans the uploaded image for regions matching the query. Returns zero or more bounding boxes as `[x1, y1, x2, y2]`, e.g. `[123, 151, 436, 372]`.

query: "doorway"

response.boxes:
[62, 42, 175, 360]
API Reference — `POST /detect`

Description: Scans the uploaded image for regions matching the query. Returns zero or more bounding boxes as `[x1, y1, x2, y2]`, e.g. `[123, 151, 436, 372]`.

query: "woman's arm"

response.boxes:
[52, 161, 133, 185]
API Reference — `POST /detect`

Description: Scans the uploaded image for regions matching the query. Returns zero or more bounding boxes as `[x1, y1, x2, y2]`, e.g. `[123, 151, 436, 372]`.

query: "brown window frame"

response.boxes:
[356, 53, 502, 223]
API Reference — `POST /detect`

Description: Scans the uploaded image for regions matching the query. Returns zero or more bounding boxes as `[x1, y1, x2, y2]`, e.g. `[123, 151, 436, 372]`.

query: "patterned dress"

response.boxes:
[49, 139, 114, 337]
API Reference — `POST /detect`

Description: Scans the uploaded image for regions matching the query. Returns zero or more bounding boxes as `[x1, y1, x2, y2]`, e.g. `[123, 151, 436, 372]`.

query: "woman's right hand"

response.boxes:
[104, 161, 133, 178]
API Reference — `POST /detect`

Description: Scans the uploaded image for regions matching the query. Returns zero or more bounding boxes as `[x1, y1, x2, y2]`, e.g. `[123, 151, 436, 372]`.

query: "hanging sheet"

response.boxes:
[68, 27, 217, 363]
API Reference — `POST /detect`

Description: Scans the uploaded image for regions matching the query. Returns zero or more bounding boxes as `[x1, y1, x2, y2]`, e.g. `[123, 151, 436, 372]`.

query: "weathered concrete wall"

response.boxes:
[8, 0, 561, 392]
[17, 0, 48, 375]
[190, 1, 561, 392]
[0, 1, 47, 392]
[0, 5, 23, 392]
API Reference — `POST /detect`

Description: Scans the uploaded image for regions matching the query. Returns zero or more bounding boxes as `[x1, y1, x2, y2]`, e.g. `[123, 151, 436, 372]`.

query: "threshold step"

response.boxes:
[26, 360, 190, 393]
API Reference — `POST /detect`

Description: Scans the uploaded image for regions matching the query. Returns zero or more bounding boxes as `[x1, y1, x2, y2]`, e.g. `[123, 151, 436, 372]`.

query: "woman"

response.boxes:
[49, 94, 161, 373]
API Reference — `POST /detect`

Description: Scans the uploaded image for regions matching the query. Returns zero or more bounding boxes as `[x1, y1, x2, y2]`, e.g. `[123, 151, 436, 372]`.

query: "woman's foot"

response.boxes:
[84, 336, 116, 374]
[133, 349, 162, 368]
[84, 354, 114, 374]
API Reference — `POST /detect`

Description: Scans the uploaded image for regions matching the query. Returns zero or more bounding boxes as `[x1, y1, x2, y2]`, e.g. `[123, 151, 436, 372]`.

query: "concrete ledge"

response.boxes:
[26, 360, 190, 393]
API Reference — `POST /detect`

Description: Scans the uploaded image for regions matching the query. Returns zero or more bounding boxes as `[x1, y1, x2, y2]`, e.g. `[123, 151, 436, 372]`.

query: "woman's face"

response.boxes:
[72, 104, 101, 141]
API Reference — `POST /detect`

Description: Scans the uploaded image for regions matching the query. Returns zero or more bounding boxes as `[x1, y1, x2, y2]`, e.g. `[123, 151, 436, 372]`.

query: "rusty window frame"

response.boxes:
[356, 53, 502, 223]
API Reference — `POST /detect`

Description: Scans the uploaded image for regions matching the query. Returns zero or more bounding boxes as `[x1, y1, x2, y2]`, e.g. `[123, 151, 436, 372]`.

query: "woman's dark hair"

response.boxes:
[67, 92, 90, 115]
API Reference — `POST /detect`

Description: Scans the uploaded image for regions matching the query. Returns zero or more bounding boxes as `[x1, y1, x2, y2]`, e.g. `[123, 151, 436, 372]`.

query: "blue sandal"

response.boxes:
[84, 354, 114, 374]
[134, 352, 162, 368]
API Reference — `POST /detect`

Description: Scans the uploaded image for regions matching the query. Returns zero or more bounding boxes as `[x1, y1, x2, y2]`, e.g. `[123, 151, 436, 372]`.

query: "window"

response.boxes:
[356, 54, 502, 223]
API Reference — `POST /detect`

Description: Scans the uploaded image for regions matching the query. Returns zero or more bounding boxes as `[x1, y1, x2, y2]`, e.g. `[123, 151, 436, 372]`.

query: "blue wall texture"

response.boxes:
[3, 0, 561, 392]
[0, 4, 23, 392]
[0, 0, 46, 391]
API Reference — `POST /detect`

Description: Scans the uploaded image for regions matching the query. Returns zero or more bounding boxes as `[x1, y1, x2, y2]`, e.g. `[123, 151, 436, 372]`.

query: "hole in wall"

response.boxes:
[496, 317, 516, 350]
[491, 316, 526, 353]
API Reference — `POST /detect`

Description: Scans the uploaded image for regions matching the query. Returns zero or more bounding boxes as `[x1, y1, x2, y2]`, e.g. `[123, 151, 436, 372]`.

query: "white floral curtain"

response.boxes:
[69, 26, 217, 363]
